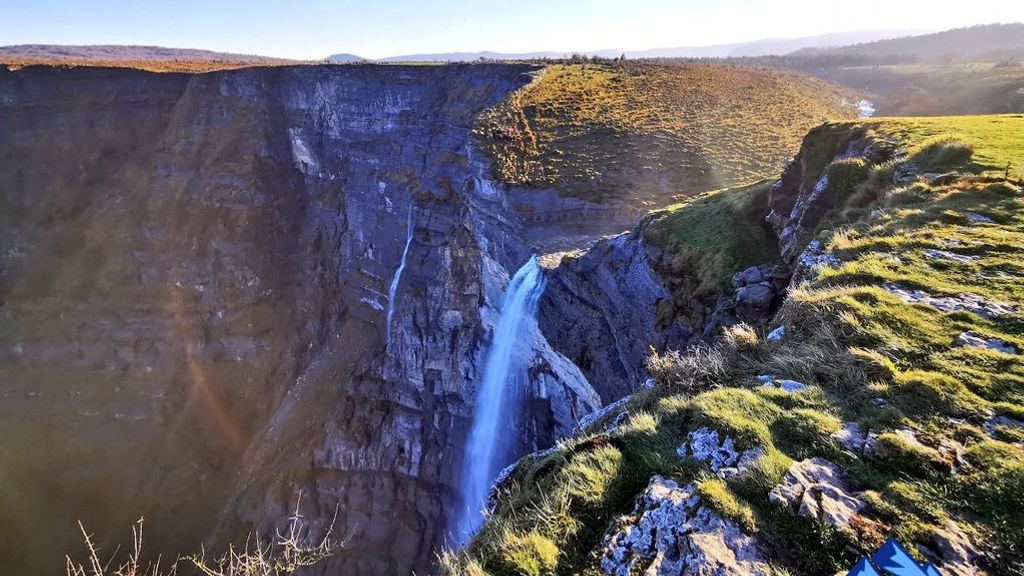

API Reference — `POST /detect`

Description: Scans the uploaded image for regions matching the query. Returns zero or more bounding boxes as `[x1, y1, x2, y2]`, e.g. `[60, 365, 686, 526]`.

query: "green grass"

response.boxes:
[644, 179, 780, 295]
[871, 114, 1024, 179]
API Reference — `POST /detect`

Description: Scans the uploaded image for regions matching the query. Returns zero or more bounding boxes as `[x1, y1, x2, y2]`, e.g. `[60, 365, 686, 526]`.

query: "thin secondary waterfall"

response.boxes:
[453, 256, 546, 543]
[385, 204, 415, 345]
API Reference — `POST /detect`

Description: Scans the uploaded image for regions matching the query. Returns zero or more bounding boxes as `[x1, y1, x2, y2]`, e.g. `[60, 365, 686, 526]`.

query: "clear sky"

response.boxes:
[1, 0, 1021, 60]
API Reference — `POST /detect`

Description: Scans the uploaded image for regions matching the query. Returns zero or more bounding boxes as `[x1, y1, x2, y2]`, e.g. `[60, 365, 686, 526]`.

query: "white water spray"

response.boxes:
[386, 204, 414, 345]
[453, 256, 546, 543]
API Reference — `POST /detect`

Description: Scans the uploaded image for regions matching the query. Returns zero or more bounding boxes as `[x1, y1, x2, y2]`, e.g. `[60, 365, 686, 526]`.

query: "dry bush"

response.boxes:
[645, 344, 728, 395]
[66, 496, 346, 576]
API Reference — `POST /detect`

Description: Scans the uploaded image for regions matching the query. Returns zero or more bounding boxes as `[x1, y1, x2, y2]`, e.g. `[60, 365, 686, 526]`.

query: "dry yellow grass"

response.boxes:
[475, 61, 856, 203]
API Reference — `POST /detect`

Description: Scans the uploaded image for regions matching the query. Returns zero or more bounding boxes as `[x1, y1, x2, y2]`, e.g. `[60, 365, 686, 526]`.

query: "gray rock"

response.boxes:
[599, 476, 770, 576]
[920, 520, 985, 576]
[578, 394, 633, 432]
[955, 331, 1017, 355]
[732, 266, 764, 287]
[678, 427, 763, 478]
[923, 249, 980, 264]
[540, 224, 692, 402]
[984, 413, 1024, 441]
[831, 421, 868, 453]
[965, 212, 993, 224]
[893, 162, 921, 184]
[766, 133, 895, 262]
[885, 283, 1016, 319]
[734, 284, 776, 324]
[766, 326, 785, 341]
[769, 457, 864, 528]
[761, 378, 807, 393]
[607, 411, 630, 433]
[487, 445, 562, 508]
[792, 240, 841, 284]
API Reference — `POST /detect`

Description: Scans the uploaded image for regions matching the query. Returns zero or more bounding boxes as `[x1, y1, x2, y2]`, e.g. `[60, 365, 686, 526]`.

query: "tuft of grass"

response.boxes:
[771, 408, 842, 460]
[688, 388, 781, 450]
[956, 441, 1024, 557]
[907, 135, 975, 172]
[696, 477, 756, 532]
[870, 433, 948, 477]
[490, 531, 559, 576]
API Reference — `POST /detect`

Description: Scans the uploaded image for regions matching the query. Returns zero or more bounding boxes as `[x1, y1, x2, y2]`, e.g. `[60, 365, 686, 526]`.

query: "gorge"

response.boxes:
[0, 61, 855, 575]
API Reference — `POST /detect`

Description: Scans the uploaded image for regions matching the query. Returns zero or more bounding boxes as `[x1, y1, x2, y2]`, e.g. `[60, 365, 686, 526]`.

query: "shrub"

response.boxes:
[66, 498, 344, 576]
[646, 345, 728, 396]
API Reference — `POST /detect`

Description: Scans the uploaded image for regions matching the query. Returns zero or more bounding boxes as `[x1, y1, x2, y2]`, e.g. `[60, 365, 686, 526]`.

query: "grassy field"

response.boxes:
[474, 61, 855, 203]
[871, 114, 1024, 178]
[445, 115, 1024, 576]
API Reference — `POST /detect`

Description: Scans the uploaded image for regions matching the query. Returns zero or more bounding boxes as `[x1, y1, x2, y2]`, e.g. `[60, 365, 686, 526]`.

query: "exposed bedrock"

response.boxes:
[538, 222, 691, 402]
[0, 64, 638, 575]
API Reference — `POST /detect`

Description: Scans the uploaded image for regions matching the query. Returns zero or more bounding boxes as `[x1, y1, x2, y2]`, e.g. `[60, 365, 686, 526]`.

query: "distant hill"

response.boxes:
[793, 23, 1024, 62]
[630, 29, 928, 59]
[325, 53, 367, 63]
[365, 29, 925, 62]
[0, 44, 288, 62]
[0, 44, 294, 72]
[379, 50, 619, 62]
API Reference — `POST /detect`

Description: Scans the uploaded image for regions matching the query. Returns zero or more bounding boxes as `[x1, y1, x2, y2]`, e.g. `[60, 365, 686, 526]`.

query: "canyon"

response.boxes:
[0, 62, 847, 574]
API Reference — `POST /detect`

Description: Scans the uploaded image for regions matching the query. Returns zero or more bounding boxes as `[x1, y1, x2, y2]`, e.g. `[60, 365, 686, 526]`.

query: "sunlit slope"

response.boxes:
[475, 61, 855, 203]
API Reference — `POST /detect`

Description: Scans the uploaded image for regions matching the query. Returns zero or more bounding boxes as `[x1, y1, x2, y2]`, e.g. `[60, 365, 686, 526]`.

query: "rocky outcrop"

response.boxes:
[0, 63, 611, 576]
[677, 427, 764, 479]
[766, 125, 895, 263]
[769, 457, 864, 529]
[538, 224, 690, 402]
[599, 476, 770, 576]
[885, 284, 1016, 319]
[731, 265, 790, 324]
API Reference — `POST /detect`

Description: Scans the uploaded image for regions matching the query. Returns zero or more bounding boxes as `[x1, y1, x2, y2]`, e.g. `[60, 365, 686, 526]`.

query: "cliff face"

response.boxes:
[0, 64, 643, 575]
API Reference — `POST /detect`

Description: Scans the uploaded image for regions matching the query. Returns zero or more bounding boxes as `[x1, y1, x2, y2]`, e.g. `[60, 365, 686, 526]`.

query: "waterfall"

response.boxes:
[453, 256, 546, 544]
[385, 204, 415, 346]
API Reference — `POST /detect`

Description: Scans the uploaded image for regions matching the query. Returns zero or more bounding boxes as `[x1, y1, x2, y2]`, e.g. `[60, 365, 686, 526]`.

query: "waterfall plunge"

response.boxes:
[453, 256, 546, 544]
[385, 204, 415, 346]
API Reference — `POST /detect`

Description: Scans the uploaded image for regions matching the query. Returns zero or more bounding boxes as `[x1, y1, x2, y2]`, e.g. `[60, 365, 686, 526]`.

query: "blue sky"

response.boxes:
[1, 0, 1021, 59]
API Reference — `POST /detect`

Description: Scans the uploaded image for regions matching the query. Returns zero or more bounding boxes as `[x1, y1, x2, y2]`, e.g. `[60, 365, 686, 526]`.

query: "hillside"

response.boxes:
[0, 44, 296, 72]
[795, 23, 1024, 63]
[714, 24, 1024, 116]
[444, 115, 1024, 576]
[475, 61, 855, 203]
